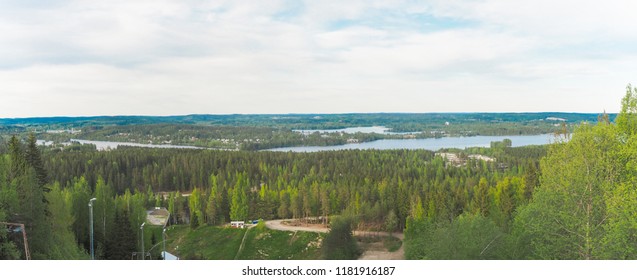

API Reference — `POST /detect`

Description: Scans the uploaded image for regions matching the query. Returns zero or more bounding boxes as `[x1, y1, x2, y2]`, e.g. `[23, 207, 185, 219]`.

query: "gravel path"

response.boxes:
[265, 219, 405, 260]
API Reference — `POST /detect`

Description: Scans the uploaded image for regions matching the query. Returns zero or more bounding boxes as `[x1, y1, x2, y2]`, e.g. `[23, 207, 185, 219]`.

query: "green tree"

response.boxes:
[384, 209, 398, 235]
[189, 188, 203, 228]
[616, 84, 637, 135]
[93, 177, 115, 259]
[0, 209, 20, 259]
[0, 155, 20, 259]
[322, 216, 360, 260]
[601, 85, 637, 259]
[106, 209, 136, 260]
[514, 122, 619, 259]
[230, 183, 248, 222]
[25, 134, 49, 191]
[45, 183, 86, 259]
[471, 178, 490, 216]
[205, 177, 219, 225]
[404, 217, 435, 260]
[69, 177, 91, 250]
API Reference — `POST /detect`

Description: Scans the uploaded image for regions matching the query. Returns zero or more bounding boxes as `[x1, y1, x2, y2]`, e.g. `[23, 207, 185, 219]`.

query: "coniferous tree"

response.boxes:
[106, 210, 136, 260]
[25, 134, 49, 192]
[322, 217, 359, 260]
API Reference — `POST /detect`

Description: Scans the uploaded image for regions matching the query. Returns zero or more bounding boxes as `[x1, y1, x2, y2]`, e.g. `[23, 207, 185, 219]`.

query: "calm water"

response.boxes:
[267, 134, 558, 152]
[70, 139, 207, 151]
[295, 126, 415, 135]
[53, 134, 557, 152]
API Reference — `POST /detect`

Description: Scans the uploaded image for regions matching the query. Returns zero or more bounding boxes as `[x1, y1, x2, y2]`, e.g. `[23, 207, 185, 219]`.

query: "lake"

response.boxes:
[266, 134, 559, 152]
[294, 126, 416, 135]
[47, 134, 558, 152]
[70, 139, 208, 151]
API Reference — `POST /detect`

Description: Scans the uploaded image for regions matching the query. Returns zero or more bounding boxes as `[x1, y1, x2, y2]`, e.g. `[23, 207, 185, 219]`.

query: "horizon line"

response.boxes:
[0, 111, 620, 120]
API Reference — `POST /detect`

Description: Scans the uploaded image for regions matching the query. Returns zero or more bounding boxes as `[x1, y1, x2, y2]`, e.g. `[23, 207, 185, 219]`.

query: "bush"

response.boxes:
[322, 216, 360, 260]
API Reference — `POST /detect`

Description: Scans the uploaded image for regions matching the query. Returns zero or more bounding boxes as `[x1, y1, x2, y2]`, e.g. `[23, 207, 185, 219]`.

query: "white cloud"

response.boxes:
[0, 1, 635, 117]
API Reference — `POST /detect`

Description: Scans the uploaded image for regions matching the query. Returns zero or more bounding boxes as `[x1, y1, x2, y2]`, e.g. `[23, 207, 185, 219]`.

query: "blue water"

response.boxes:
[294, 126, 416, 135]
[267, 134, 557, 152]
[70, 139, 208, 151]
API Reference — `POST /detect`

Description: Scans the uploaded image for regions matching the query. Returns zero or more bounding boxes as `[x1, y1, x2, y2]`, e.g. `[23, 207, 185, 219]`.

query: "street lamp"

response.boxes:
[162, 228, 167, 260]
[88, 198, 96, 260]
[140, 222, 145, 260]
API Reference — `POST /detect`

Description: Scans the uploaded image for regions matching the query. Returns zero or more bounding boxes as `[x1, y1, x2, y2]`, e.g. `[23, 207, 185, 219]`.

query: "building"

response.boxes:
[231, 221, 245, 228]
[162, 251, 179, 260]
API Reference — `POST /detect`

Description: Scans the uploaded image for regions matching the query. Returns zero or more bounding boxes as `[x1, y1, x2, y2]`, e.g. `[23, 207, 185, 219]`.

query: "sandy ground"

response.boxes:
[357, 239, 405, 260]
[265, 219, 330, 233]
[265, 219, 404, 260]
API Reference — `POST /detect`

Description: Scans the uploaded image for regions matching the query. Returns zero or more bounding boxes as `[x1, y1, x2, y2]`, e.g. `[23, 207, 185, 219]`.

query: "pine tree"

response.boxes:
[106, 210, 136, 260]
[25, 134, 49, 191]
[205, 174, 219, 225]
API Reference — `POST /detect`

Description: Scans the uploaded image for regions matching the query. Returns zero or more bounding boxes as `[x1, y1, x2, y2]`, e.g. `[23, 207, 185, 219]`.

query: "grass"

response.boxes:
[165, 225, 246, 260]
[238, 223, 324, 260]
[383, 237, 403, 252]
[164, 224, 323, 260]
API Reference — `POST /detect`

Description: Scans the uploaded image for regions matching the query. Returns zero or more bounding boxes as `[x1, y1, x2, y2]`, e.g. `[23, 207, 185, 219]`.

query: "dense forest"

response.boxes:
[0, 112, 607, 129]
[2, 87, 637, 259]
[0, 131, 543, 259]
[0, 112, 604, 151]
[405, 85, 637, 259]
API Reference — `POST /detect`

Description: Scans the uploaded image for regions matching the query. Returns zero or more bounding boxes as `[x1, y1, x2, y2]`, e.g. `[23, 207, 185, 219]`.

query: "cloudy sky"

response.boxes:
[1, 0, 636, 117]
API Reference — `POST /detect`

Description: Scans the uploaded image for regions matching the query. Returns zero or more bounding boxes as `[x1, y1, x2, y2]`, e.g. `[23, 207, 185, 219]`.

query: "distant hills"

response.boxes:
[0, 112, 615, 128]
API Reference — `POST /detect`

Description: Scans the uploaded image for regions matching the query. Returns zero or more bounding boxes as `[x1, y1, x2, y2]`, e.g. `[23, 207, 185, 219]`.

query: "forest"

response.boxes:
[0, 112, 604, 151]
[0, 127, 544, 259]
[1, 87, 636, 260]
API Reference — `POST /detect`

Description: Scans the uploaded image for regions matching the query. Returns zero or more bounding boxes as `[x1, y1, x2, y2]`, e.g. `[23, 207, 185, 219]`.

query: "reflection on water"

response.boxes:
[294, 126, 416, 135]
[70, 139, 207, 151]
[267, 134, 559, 152]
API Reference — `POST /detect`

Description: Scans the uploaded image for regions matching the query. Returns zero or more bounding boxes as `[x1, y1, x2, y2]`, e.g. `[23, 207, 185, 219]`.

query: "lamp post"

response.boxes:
[140, 222, 145, 260]
[88, 198, 96, 260]
[162, 228, 167, 260]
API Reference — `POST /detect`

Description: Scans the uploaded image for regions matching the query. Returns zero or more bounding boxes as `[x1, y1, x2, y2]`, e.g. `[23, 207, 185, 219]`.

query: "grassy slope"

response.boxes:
[164, 225, 323, 260]
[238, 223, 323, 260]
[165, 225, 245, 260]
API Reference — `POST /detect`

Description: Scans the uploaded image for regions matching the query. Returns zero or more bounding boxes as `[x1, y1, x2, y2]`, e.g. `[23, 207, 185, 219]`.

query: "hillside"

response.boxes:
[164, 224, 323, 260]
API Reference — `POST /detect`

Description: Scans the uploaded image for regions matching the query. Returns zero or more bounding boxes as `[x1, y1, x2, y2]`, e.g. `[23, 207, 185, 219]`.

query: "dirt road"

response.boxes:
[265, 219, 403, 239]
[264, 219, 329, 233]
[265, 219, 405, 260]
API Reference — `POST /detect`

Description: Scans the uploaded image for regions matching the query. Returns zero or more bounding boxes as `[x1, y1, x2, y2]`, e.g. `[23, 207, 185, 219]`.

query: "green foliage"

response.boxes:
[106, 209, 136, 260]
[510, 86, 637, 259]
[69, 177, 91, 250]
[205, 174, 220, 225]
[404, 217, 435, 259]
[0, 209, 20, 259]
[166, 225, 246, 260]
[471, 178, 491, 216]
[8, 108, 637, 259]
[322, 216, 360, 260]
[16, 113, 606, 148]
[514, 122, 619, 259]
[239, 224, 323, 260]
[92, 177, 115, 258]
[384, 210, 398, 234]
[230, 176, 248, 221]
[45, 183, 87, 259]
[383, 236, 402, 252]
[188, 188, 203, 228]
[405, 214, 503, 259]
[616, 84, 637, 135]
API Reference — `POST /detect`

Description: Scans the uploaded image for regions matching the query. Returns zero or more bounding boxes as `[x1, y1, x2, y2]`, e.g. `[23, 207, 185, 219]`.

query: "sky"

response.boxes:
[1, 0, 636, 118]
